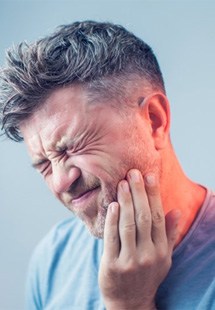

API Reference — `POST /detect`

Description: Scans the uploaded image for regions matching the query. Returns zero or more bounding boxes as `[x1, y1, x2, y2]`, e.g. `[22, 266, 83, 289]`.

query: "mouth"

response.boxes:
[71, 186, 100, 206]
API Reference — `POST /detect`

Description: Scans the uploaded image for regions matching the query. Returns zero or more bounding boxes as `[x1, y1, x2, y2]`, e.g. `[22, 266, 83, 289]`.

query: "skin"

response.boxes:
[20, 85, 160, 238]
[20, 83, 206, 309]
[99, 170, 180, 309]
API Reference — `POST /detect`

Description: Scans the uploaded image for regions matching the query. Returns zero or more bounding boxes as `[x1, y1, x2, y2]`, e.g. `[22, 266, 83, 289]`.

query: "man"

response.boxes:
[0, 21, 214, 309]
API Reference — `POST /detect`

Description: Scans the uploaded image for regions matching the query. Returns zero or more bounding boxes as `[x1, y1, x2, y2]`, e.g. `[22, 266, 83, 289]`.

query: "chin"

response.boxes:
[80, 207, 107, 239]
[88, 226, 105, 239]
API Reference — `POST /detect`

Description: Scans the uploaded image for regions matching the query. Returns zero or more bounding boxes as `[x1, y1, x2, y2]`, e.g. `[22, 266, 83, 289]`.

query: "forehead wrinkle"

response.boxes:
[45, 120, 90, 153]
[55, 135, 75, 151]
[41, 113, 74, 151]
[28, 86, 106, 153]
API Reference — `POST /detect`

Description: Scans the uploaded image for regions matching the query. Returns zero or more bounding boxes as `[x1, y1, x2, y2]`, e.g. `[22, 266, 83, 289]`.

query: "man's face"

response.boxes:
[20, 85, 160, 238]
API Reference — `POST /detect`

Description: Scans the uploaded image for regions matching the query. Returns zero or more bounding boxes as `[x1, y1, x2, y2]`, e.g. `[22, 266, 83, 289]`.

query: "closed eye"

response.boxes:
[32, 159, 50, 175]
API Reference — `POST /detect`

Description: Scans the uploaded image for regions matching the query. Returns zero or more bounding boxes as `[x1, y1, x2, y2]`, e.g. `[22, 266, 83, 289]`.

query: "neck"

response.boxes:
[160, 146, 206, 246]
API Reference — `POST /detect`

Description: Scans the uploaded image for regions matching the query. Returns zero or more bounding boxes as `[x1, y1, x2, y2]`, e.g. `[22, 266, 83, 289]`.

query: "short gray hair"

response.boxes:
[0, 20, 165, 142]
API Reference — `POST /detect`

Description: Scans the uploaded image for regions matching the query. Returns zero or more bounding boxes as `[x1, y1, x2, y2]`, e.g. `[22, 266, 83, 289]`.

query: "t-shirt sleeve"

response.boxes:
[25, 244, 44, 310]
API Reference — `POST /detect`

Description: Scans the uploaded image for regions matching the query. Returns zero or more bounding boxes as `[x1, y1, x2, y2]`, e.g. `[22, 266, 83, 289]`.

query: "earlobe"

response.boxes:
[142, 93, 171, 150]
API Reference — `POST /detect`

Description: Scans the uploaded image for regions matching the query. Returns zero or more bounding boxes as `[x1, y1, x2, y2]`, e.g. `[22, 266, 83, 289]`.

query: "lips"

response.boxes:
[71, 186, 100, 203]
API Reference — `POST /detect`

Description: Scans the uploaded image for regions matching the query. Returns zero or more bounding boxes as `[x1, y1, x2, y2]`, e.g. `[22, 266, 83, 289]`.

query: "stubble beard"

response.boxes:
[64, 147, 161, 239]
[80, 182, 117, 239]
[82, 164, 160, 239]
[95, 156, 161, 239]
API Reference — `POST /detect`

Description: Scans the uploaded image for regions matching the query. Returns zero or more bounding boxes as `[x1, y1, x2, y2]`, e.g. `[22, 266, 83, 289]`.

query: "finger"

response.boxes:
[144, 174, 166, 245]
[117, 180, 136, 257]
[127, 169, 152, 246]
[165, 209, 181, 252]
[103, 202, 120, 260]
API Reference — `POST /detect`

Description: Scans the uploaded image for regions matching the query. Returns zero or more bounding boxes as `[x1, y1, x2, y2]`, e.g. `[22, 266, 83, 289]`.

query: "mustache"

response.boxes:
[67, 176, 101, 200]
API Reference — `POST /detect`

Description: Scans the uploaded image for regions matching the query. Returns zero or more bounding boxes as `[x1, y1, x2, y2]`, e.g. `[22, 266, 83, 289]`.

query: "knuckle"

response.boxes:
[103, 259, 119, 275]
[136, 212, 151, 225]
[157, 247, 168, 261]
[122, 222, 136, 233]
[139, 253, 155, 268]
[119, 258, 138, 274]
[107, 233, 118, 244]
[152, 210, 164, 224]
[165, 256, 172, 269]
[156, 247, 172, 268]
[108, 262, 117, 274]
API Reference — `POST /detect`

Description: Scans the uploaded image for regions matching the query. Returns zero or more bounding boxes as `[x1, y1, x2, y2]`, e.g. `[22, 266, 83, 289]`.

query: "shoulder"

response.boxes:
[31, 216, 88, 262]
[26, 217, 104, 308]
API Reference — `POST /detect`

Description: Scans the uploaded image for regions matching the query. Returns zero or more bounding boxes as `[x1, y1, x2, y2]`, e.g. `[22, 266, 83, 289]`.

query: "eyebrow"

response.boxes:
[31, 128, 89, 170]
[31, 159, 48, 169]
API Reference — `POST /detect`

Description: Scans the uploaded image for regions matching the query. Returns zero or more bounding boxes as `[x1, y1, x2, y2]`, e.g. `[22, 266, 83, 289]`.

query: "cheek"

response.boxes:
[74, 153, 121, 178]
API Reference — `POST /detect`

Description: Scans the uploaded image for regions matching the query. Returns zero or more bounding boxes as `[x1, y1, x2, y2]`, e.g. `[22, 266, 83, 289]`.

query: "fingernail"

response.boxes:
[108, 201, 118, 214]
[144, 174, 156, 186]
[121, 180, 129, 192]
[109, 202, 118, 214]
[129, 169, 140, 182]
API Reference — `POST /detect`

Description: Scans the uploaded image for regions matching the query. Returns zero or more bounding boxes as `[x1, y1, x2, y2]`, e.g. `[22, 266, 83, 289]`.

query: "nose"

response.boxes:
[51, 162, 81, 194]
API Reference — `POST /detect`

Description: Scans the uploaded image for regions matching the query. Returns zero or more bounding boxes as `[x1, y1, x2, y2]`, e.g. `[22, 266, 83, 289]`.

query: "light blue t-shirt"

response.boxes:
[26, 217, 104, 310]
[156, 189, 215, 310]
[26, 189, 215, 310]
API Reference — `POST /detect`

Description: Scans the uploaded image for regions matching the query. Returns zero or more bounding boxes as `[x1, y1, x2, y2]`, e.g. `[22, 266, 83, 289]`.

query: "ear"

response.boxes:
[140, 93, 171, 150]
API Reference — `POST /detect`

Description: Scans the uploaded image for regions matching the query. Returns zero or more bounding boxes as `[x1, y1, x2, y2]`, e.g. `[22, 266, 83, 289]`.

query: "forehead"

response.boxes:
[20, 85, 126, 151]
[21, 86, 94, 135]
[35, 85, 91, 123]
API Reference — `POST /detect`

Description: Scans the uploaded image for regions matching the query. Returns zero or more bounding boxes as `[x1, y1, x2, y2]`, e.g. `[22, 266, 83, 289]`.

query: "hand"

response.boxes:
[99, 169, 180, 310]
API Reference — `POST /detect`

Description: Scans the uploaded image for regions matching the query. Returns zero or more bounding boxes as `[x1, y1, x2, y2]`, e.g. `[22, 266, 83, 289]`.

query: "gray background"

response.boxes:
[1, 1, 215, 309]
